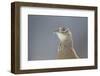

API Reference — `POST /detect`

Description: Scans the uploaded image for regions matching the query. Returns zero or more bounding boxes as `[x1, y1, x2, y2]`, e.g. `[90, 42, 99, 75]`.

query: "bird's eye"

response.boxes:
[62, 28, 65, 31]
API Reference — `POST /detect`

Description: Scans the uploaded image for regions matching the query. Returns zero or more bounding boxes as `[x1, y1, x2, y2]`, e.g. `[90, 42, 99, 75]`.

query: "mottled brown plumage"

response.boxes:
[55, 26, 79, 59]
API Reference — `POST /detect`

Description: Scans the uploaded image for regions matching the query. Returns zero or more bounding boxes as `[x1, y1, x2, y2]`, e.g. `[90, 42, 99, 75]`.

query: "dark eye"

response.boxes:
[62, 28, 65, 31]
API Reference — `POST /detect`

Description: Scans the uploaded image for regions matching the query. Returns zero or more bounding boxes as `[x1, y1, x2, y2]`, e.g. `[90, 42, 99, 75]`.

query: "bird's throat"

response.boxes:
[56, 33, 67, 42]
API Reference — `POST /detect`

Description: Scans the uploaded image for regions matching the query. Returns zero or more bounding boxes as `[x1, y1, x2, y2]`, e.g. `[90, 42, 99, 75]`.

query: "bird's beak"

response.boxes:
[53, 28, 59, 34]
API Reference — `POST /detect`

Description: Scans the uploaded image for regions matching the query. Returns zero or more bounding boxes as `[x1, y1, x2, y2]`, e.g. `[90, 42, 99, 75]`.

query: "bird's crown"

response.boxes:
[55, 26, 70, 33]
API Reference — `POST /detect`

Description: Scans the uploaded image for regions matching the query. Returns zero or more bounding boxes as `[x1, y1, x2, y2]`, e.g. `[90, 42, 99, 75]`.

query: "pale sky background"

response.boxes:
[28, 15, 88, 60]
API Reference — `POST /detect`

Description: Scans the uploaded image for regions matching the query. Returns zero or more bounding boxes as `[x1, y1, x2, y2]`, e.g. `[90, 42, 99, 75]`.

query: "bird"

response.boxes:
[55, 26, 79, 59]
